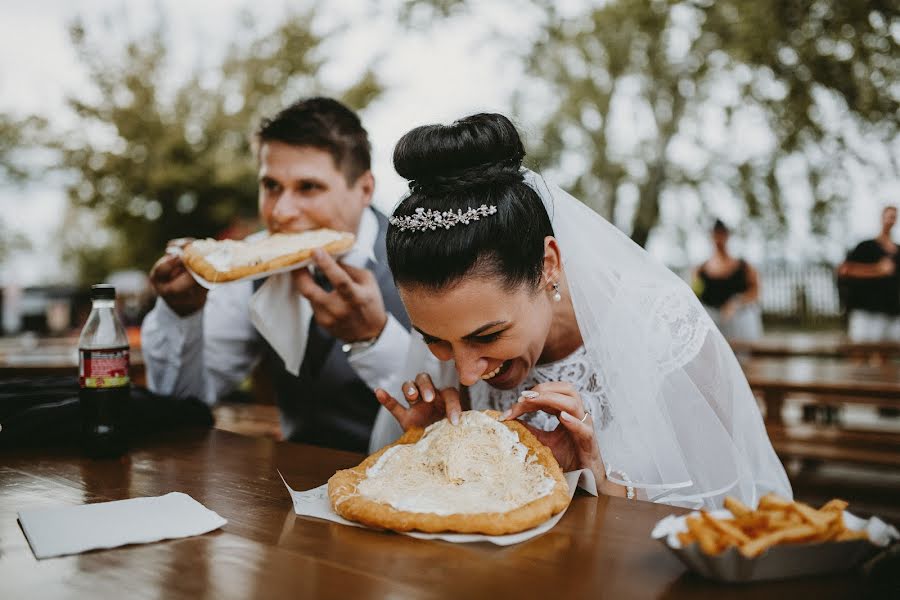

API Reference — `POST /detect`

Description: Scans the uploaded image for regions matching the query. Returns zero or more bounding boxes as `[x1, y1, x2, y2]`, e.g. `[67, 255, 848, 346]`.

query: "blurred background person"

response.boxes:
[837, 205, 900, 344]
[692, 219, 762, 341]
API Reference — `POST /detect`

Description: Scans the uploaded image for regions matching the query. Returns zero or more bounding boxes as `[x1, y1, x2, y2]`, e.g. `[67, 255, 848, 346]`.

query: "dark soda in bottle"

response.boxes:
[78, 284, 130, 458]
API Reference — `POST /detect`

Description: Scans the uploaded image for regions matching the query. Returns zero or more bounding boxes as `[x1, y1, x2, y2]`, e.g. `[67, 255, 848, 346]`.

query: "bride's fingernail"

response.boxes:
[560, 411, 574, 422]
[423, 389, 434, 402]
[451, 412, 460, 426]
[406, 386, 416, 397]
[499, 410, 511, 421]
[520, 390, 539, 399]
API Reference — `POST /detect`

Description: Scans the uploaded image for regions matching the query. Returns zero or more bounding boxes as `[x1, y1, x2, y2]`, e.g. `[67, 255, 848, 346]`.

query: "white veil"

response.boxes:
[370, 170, 792, 509]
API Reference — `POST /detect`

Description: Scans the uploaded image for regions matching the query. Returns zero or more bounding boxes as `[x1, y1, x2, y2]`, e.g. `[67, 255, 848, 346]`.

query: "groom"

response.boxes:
[141, 97, 411, 452]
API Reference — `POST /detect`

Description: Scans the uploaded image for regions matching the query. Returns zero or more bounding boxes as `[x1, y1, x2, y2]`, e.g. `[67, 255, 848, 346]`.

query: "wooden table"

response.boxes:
[0, 429, 868, 599]
[743, 357, 900, 425]
[212, 402, 282, 439]
[730, 333, 900, 359]
[0, 337, 145, 385]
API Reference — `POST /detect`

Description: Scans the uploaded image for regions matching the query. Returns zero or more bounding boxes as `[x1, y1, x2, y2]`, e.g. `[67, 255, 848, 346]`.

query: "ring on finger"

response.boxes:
[580, 406, 591, 423]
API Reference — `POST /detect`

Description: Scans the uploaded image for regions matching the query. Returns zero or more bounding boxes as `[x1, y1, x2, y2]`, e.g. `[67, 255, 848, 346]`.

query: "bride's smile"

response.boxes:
[399, 248, 581, 391]
[402, 278, 551, 389]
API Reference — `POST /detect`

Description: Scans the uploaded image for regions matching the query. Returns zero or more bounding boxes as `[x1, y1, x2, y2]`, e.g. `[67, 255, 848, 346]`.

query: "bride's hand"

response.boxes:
[500, 381, 624, 497]
[375, 373, 462, 432]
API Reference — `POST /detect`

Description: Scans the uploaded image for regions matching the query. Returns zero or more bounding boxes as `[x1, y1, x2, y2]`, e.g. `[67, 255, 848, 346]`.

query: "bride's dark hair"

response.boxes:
[387, 113, 553, 292]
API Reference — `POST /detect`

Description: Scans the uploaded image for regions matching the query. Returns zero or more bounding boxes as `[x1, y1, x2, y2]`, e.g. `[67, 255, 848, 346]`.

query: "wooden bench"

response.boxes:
[742, 356, 900, 471]
[767, 423, 900, 469]
[742, 356, 900, 425]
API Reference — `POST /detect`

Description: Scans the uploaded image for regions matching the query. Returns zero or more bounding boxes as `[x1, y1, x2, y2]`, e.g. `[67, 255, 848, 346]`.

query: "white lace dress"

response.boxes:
[467, 346, 612, 433]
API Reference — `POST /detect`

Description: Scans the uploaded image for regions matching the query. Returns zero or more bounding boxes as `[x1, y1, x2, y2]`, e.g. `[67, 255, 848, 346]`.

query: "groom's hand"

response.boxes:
[149, 239, 208, 317]
[293, 248, 387, 343]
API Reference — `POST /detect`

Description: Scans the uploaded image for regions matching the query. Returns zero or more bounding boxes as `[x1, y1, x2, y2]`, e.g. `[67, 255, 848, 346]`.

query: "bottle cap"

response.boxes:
[91, 284, 116, 300]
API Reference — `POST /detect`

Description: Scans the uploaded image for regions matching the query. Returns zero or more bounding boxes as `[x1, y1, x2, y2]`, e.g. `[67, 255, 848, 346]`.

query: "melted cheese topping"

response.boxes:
[356, 411, 556, 515]
[190, 230, 352, 273]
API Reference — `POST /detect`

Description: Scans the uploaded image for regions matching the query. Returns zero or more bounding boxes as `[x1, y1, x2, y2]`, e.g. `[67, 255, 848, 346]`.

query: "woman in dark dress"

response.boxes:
[692, 220, 762, 340]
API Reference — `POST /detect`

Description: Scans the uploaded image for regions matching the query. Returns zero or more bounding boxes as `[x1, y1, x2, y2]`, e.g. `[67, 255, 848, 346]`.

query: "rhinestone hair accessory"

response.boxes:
[389, 205, 498, 232]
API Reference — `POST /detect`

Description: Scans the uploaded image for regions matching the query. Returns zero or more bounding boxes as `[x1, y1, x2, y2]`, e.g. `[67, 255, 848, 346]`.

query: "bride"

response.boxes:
[371, 112, 791, 509]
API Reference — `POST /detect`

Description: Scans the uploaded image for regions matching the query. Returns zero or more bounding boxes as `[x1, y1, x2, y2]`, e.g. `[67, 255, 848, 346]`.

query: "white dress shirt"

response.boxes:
[141, 209, 412, 406]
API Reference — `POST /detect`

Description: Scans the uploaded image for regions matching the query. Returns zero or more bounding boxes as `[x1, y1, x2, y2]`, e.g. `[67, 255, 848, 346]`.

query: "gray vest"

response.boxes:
[256, 210, 408, 452]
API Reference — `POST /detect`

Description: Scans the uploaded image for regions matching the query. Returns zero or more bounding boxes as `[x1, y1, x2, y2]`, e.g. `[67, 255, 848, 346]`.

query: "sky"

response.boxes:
[0, 0, 896, 286]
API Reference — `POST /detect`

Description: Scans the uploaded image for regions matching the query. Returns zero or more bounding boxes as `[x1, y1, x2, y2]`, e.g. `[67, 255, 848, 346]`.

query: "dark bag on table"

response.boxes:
[0, 375, 212, 449]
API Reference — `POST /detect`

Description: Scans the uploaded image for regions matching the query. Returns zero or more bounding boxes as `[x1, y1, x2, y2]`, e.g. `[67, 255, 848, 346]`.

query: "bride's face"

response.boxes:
[399, 276, 554, 390]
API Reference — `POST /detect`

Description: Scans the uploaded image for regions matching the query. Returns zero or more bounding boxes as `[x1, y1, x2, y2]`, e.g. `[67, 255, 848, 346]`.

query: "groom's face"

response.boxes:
[400, 277, 554, 390]
[258, 141, 374, 235]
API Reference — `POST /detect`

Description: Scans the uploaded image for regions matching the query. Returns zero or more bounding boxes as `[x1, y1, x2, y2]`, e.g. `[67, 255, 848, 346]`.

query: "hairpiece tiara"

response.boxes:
[389, 205, 498, 232]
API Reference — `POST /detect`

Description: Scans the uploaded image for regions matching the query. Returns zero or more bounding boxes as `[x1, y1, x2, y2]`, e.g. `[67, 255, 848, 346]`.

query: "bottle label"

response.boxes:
[79, 348, 130, 388]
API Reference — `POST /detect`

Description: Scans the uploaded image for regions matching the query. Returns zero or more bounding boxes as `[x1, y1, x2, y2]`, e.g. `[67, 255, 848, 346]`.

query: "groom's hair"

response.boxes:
[387, 113, 554, 292]
[255, 97, 371, 184]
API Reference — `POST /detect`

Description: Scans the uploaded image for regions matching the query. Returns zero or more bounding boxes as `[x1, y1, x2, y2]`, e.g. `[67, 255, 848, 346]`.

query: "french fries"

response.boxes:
[677, 494, 869, 558]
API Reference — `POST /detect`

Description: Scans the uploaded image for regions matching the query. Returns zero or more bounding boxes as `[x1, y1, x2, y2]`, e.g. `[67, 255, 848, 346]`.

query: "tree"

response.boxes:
[401, 0, 899, 249]
[54, 10, 382, 283]
[0, 113, 46, 183]
[0, 218, 30, 268]
[0, 113, 42, 264]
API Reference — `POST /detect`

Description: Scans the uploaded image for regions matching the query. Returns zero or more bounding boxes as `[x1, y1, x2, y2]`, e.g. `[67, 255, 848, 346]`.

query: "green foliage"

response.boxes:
[529, 0, 897, 246]
[398, 0, 469, 26]
[0, 113, 46, 183]
[701, 0, 898, 237]
[0, 112, 43, 263]
[404, 0, 899, 248]
[0, 223, 30, 266]
[55, 10, 383, 283]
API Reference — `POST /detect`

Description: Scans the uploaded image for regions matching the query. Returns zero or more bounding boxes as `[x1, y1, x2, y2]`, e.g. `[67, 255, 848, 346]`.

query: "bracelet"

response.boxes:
[608, 469, 636, 500]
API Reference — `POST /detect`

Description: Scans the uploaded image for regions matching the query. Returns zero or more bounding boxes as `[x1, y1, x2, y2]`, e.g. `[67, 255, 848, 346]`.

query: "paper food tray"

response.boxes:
[171, 246, 351, 289]
[651, 509, 899, 583]
[281, 469, 597, 547]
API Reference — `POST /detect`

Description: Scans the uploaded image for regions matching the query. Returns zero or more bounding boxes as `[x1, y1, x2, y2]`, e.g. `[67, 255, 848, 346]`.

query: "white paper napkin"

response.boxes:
[249, 273, 313, 376]
[248, 237, 375, 376]
[18, 492, 228, 559]
[280, 469, 597, 546]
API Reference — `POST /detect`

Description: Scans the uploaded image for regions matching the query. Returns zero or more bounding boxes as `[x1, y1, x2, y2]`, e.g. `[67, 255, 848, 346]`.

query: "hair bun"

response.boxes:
[394, 113, 525, 194]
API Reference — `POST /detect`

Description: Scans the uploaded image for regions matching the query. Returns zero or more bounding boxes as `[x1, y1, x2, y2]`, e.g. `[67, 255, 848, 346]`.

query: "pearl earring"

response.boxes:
[551, 282, 562, 302]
